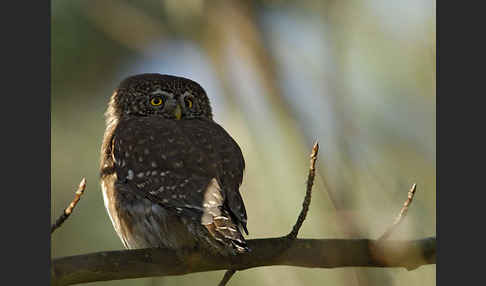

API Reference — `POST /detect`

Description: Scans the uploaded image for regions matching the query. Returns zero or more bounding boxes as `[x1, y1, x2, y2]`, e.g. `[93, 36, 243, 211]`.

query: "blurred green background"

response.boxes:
[51, 0, 436, 285]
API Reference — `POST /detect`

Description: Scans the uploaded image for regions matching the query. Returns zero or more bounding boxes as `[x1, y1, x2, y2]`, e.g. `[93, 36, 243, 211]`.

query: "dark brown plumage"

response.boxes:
[100, 74, 249, 255]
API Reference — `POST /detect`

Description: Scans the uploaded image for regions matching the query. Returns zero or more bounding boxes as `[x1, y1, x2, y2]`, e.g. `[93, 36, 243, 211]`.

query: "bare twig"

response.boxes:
[378, 183, 417, 241]
[216, 142, 318, 286]
[217, 142, 319, 286]
[218, 270, 236, 286]
[51, 237, 436, 286]
[51, 178, 87, 234]
[287, 142, 319, 239]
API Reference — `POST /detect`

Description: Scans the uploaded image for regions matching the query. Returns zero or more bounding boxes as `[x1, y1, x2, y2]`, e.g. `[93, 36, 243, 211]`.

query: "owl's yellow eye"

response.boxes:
[150, 97, 163, 106]
[184, 97, 193, 109]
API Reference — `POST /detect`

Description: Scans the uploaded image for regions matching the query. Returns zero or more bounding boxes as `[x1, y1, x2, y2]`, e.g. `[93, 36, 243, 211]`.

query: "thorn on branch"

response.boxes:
[287, 141, 319, 240]
[378, 183, 417, 241]
[51, 178, 87, 234]
[218, 269, 236, 286]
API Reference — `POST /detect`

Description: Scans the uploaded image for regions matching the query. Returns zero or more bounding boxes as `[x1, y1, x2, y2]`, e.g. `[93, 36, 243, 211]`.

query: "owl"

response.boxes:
[100, 73, 249, 255]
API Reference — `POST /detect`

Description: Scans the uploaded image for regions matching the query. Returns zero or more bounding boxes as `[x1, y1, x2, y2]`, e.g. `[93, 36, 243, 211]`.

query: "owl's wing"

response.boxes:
[202, 122, 248, 235]
[109, 117, 248, 236]
[182, 119, 248, 236]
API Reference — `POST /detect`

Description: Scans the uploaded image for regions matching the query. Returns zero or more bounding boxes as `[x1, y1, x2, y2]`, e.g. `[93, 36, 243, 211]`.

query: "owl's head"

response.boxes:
[108, 73, 213, 121]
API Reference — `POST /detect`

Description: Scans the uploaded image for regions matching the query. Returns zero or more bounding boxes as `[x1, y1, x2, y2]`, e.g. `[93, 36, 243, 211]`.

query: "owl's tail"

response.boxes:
[205, 211, 250, 254]
[201, 178, 249, 254]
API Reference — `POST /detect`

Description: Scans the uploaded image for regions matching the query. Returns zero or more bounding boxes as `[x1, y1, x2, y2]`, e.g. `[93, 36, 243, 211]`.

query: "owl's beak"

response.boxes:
[174, 104, 182, 120]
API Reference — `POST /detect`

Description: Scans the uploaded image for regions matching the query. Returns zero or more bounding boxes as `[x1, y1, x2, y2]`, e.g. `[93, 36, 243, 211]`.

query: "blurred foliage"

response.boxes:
[51, 0, 435, 285]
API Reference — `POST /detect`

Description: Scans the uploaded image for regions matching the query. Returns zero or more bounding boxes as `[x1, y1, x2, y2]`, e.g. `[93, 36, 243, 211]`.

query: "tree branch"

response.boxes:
[51, 147, 434, 286]
[218, 142, 319, 285]
[51, 236, 436, 286]
[51, 178, 87, 234]
[287, 141, 319, 239]
[218, 269, 236, 286]
[379, 183, 417, 241]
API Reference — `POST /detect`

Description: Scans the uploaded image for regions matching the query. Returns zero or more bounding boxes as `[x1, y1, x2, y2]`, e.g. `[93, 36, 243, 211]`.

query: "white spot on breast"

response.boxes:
[127, 170, 134, 180]
[137, 172, 144, 178]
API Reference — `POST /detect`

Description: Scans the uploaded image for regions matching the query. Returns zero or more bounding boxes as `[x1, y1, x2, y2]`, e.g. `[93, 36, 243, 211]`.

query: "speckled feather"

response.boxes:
[112, 116, 246, 224]
[100, 74, 249, 255]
